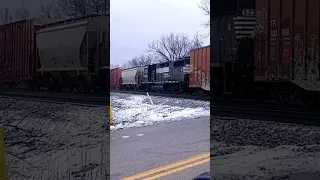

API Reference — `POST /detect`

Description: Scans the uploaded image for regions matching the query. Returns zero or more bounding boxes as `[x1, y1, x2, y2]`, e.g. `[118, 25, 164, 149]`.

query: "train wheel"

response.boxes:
[84, 87, 91, 93]
[272, 88, 287, 106]
[195, 89, 204, 96]
[297, 91, 315, 108]
[94, 87, 101, 94]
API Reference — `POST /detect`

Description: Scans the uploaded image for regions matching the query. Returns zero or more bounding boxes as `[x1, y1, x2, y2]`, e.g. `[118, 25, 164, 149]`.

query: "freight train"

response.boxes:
[212, 0, 320, 107]
[110, 45, 210, 95]
[0, 14, 109, 93]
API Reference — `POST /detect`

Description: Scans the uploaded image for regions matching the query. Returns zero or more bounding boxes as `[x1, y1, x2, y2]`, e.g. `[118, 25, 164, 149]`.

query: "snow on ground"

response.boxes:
[0, 98, 109, 180]
[211, 117, 320, 180]
[110, 92, 210, 130]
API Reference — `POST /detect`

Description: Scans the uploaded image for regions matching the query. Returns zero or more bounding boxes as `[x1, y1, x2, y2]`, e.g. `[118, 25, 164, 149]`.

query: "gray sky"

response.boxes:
[0, 0, 45, 18]
[1, 0, 210, 67]
[110, 0, 210, 66]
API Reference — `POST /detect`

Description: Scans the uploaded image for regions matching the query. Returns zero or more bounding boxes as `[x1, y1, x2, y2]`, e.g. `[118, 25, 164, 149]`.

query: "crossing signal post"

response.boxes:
[110, 102, 113, 126]
[0, 125, 8, 180]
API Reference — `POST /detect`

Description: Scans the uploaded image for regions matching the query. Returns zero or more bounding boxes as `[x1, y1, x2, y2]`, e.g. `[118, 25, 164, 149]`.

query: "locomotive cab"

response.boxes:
[212, 0, 256, 99]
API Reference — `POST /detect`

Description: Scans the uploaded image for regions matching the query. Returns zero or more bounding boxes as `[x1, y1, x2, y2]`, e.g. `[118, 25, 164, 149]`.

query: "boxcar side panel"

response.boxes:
[254, 0, 320, 91]
[190, 46, 210, 91]
[291, 0, 307, 87]
[280, 0, 293, 80]
[254, 0, 269, 81]
[110, 68, 122, 89]
[0, 20, 40, 83]
[268, 0, 281, 80]
[305, 0, 320, 89]
[291, 0, 320, 90]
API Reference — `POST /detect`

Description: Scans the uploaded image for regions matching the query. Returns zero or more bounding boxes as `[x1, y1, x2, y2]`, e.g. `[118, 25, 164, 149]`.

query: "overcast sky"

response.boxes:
[1, 0, 210, 66]
[0, 0, 45, 18]
[110, 0, 210, 66]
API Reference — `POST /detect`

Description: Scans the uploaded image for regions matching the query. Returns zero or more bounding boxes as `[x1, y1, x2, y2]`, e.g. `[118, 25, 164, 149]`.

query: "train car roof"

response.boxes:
[122, 66, 145, 70]
[111, 67, 122, 70]
[148, 57, 190, 66]
[191, 45, 210, 51]
[0, 14, 107, 28]
[0, 18, 61, 27]
[42, 14, 107, 27]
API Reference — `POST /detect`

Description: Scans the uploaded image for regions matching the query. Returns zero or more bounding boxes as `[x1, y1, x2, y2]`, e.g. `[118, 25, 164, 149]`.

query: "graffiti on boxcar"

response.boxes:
[292, 33, 320, 90]
[292, 33, 306, 86]
[255, 8, 268, 80]
[201, 72, 210, 91]
[255, 8, 268, 35]
[307, 35, 319, 86]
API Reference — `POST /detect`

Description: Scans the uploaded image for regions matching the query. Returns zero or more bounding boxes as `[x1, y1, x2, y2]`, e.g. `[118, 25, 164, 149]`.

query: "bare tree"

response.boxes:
[111, 64, 120, 69]
[192, 31, 205, 48]
[42, 0, 108, 18]
[0, 8, 13, 25]
[40, 0, 64, 18]
[41, 0, 109, 19]
[15, 0, 30, 21]
[147, 32, 204, 62]
[89, 0, 109, 15]
[128, 54, 156, 67]
[198, 0, 210, 29]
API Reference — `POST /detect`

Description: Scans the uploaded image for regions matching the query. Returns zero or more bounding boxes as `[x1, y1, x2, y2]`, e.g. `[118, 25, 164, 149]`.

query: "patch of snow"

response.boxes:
[110, 92, 209, 130]
[211, 117, 320, 179]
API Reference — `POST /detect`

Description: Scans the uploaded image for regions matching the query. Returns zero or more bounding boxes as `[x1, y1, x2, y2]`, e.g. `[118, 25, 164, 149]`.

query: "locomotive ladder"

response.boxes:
[223, 15, 256, 96]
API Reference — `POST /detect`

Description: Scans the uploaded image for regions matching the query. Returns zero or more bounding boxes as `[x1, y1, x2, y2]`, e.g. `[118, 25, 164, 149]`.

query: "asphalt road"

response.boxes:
[110, 116, 210, 180]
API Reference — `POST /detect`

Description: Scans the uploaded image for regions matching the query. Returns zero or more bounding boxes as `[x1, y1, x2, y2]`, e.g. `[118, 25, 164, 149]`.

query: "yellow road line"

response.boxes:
[121, 152, 210, 180]
[143, 158, 210, 180]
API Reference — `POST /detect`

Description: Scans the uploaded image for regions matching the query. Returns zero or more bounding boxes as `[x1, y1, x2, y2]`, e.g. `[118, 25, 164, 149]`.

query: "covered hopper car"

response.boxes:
[0, 14, 109, 93]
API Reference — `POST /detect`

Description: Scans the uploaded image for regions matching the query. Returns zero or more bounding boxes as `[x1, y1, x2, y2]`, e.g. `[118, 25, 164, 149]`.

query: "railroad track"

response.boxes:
[0, 90, 109, 106]
[1, 89, 318, 126]
[111, 90, 210, 101]
[0, 88, 209, 106]
[212, 101, 320, 126]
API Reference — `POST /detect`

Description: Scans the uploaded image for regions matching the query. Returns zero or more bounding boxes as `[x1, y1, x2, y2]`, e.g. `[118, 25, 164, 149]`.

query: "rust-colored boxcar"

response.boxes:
[254, 0, 320, 91]
[189, 45, 210, 92]
[110, 68, 122, 89]
[0, 19, 43, 85]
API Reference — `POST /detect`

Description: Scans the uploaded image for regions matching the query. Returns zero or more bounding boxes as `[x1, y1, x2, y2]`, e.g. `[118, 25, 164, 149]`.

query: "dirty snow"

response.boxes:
[110, 92, 210, 130]
[0, 98, 109, 180]
[211, 117, 320, 180]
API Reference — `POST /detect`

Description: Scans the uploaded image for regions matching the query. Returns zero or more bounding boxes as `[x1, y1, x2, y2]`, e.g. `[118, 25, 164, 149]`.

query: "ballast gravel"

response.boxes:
[0, 97, 109, 180]
[211, 117, 320, 180]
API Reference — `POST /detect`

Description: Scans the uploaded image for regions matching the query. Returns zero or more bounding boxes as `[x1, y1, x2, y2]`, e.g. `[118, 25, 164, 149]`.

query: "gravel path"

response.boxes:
[0, 98, 109, 180]
[211, 117, 320, 180]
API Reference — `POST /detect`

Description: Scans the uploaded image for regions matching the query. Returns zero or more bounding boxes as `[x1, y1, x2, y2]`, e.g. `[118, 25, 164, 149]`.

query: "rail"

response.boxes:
[111, 90, 210, 101]
[0, 91, 109, 106]
[212, 101, 320, 126]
